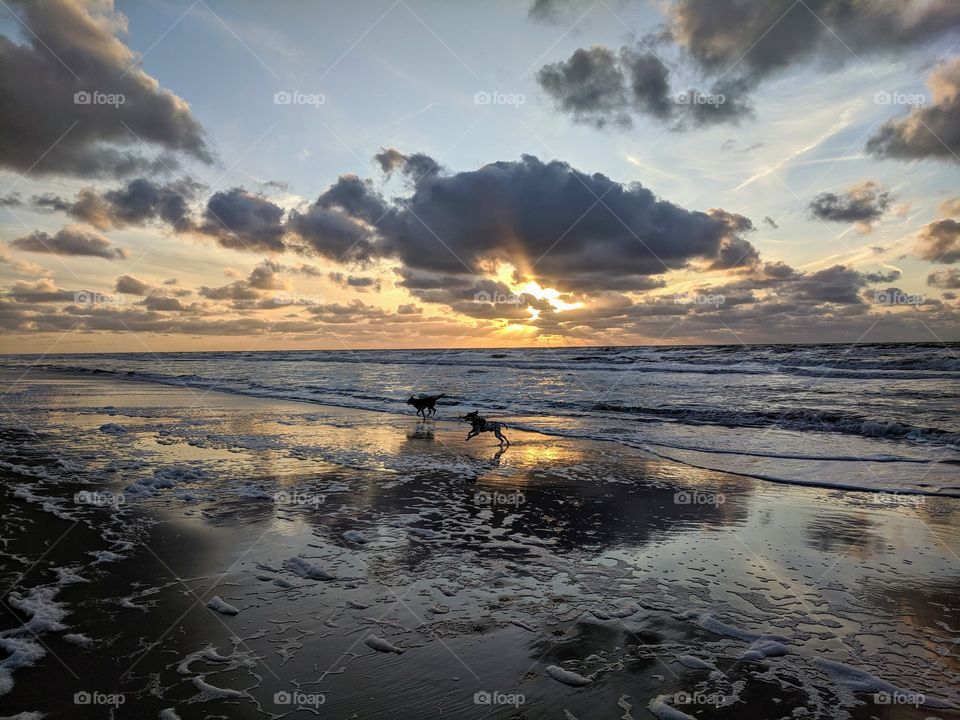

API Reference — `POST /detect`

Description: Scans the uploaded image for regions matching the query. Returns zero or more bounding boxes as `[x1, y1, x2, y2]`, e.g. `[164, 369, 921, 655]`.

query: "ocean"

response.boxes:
[5, 342, 958, 495]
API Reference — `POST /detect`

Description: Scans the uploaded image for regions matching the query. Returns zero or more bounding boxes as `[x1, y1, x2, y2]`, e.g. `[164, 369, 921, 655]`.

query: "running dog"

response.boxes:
[461, 410, 510, 447]
[406, 393, 445, 420]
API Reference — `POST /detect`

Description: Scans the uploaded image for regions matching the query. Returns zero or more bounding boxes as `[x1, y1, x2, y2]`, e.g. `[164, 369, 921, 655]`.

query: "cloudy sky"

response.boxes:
[1, 0, 959, 353]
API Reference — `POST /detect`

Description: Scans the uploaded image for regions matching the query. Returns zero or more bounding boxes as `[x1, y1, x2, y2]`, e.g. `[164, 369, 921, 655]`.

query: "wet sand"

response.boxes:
[0, 370, 958, 719]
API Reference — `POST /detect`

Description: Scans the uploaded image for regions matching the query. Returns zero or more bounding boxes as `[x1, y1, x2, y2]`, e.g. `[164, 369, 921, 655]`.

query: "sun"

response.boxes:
[518, 281, 583, 311]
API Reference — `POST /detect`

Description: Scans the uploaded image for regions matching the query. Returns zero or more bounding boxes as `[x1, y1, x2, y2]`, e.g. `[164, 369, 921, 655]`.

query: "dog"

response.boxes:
[406, 393, 445, 420]
[461, 410, 510, 447]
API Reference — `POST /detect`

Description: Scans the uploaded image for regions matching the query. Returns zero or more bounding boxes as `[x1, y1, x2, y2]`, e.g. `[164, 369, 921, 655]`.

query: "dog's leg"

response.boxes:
[466, 429, 478, 442]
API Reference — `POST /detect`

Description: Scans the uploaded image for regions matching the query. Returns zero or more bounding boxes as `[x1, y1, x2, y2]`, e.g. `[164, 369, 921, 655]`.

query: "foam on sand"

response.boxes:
[364, 635, 403, 654]
[283, 556, 335, 581]
[545, 665, 591, 686]
[206, 596, 240, 615]
[647, 695, 696, 720]
[191, 676, 250, 699]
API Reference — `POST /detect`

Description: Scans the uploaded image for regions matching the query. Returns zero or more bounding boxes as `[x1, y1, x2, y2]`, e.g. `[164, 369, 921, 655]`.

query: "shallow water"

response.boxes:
[3, 343, 958, 495]
[0, 371, 958, 718]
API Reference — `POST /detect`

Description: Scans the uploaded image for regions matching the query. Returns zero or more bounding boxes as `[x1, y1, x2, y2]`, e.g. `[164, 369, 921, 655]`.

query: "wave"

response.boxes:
[7, 361, 958, 454]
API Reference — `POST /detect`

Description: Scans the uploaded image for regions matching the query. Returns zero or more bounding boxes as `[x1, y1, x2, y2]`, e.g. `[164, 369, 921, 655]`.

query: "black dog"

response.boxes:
[461, 410, 510, 447]
[406, 393, 445, 420]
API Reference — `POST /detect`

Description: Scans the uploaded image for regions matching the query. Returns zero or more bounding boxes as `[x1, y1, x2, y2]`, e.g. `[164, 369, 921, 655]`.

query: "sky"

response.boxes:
[1, 0, 959, 354]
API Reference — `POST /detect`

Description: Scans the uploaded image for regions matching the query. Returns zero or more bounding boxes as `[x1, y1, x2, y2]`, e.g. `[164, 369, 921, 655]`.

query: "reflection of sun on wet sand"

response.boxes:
[0, 369, 958, 719]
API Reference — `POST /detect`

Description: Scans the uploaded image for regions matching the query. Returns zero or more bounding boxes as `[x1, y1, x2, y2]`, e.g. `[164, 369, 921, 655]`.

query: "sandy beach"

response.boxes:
[0, 368, 958, 719]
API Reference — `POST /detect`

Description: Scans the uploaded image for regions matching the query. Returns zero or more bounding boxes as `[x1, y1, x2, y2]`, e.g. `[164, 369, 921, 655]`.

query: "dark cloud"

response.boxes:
[115, 275, 153, 295]
[32, 178, 202, 231]
[536, 46, 632, 129]
[199, 189, 286, 252]
[0, 0, 212, 178]
[311, 175, 388, 225]
[867, 57, 960, 163]
[285, 205, 375, 262]
[538, 42, 755, 129]
[307, 299, 389, 324]
[198, 282, 262, 302]
[785, 265, 875, 305]
[138, 295, 189, 312]
[916, 219, 960, 263]
[12, 224, 127, 259]
[762, 216, 778, 229]
[375, 155, 755, 292]
[808, 182, 892, 226]
[0, 194, 23, 208]
[328, 272, 382, 292]
[928, 268, 960, 289]
[397, 303, 422, 315]
[5, 279, 80, 303]
[373, 148, 441, 183]
[199, 259, 288, 301]
[246, 259, 287, 290]
[536, 1, 960, 130]
[863, 269, 901, 284]
[528, 0, 590, 22]
[621, 49, 673, 120]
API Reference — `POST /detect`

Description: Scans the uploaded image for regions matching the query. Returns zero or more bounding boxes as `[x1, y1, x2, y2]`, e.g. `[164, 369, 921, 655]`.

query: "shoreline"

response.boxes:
[0, 369, 958, 718]
[3, 365, 957, 499]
